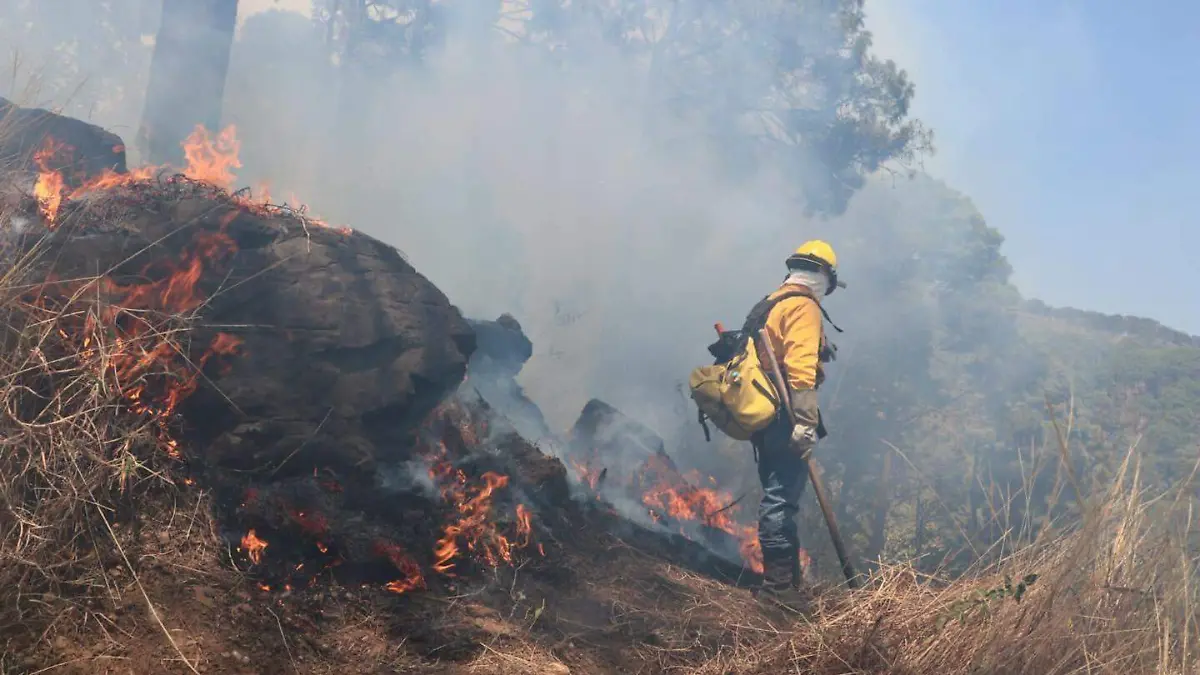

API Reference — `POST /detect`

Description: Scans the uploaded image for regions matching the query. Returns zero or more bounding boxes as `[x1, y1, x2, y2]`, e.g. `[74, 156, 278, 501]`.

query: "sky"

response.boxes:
[866, 0, 1200, 335]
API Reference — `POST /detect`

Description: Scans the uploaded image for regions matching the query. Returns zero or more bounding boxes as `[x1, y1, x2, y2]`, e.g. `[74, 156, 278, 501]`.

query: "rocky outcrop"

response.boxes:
[465, 313, 550, 441]
[568, 398, 679, 490]
[25, 178, 475, 477]
[0, 97, 127, 187]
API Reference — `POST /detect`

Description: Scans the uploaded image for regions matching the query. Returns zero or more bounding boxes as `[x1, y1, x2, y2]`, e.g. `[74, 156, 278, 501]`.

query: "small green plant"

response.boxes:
[936, 573, 1039, 630]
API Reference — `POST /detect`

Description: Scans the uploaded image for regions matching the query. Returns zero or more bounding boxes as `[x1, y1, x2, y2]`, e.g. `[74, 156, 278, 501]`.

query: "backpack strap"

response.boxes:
[744, 286, 843, 334]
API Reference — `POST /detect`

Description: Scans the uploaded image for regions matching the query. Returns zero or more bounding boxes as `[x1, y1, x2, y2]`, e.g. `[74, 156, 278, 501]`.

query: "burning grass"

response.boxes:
[0, 124, 257, 664]
[0, 226, 233, 666]
[0, 119, 540, 662]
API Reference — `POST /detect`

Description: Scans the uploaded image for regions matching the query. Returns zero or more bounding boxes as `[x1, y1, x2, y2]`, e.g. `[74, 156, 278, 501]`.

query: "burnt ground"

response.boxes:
[2, 380, 820, 675]
[11, 483, 824, 675]
[0, 167, 818, 675]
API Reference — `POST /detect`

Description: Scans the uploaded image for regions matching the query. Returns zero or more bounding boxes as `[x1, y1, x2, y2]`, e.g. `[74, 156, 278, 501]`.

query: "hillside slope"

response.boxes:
[2, 95, 1199, 675]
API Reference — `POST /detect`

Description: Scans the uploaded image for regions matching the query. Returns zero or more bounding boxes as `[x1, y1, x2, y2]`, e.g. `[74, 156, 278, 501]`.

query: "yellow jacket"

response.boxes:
[761, 284, 824, 391]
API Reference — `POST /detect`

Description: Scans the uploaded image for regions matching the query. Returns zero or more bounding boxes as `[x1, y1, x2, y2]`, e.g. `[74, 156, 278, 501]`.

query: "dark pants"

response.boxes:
[753, 415, 810, 585]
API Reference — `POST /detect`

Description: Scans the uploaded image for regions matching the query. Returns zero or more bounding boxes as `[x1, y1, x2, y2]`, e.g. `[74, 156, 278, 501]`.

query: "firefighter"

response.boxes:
[752, 239, 841, 611]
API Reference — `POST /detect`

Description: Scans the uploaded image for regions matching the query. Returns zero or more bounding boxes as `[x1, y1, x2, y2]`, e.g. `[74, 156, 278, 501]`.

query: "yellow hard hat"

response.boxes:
[786, 239, 843, 295]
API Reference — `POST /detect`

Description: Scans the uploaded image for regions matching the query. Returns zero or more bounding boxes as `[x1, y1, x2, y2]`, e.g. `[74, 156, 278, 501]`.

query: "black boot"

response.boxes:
[756, 551, 810, 614]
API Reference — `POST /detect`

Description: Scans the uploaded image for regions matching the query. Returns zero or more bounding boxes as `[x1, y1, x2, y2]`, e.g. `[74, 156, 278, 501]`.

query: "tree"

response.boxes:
[138, 0, 239, 165]
[522, 0, 933, 215]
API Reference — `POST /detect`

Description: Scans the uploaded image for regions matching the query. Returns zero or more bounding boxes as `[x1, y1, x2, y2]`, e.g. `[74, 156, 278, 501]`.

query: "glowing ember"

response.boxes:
[290, 510, 330, 537]
[240, 530, 268, 564]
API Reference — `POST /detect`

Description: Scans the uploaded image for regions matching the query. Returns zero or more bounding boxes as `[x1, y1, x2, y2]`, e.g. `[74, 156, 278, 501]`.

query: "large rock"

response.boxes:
[0, 110, 568, 596]
[465, 313, 550, 440]
[568, 398, 680, 490]
[0, 97, 127, 187]
[26, 178, 474, 478]
[467, 313, 533, 376]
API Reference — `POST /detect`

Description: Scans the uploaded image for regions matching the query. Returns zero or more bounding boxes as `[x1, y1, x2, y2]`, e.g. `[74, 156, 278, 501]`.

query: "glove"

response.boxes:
[788, 387, 820, 458]
[790, 423, 818, 458]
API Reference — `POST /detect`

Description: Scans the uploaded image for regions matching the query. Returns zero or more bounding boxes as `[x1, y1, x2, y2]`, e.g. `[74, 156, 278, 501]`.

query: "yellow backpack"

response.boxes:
[688, 288, 818, 441]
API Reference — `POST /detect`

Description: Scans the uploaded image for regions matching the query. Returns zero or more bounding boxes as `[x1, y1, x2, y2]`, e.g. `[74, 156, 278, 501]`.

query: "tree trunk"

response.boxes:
[138, 0, 239, 165]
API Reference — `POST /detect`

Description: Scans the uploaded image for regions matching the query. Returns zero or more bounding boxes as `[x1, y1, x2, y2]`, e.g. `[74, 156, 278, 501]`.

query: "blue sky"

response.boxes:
[866, 0, 1199, 334]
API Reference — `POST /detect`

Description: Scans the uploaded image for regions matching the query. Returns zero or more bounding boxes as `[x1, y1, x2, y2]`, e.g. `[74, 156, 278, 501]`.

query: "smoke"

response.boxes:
[0, 0, 925, 476]
[219, 7, 819, 446]
[1, 1, 1038, 567]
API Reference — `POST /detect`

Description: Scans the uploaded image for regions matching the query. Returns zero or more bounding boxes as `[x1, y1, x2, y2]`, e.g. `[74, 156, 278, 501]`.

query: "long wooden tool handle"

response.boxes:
[756, 330, 860, 589]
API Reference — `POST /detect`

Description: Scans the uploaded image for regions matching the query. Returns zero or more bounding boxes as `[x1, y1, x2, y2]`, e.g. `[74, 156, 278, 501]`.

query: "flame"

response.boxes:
[93, 208, 242, 458]
[29, 125, 244, 228]
[375, 542, 425, 595]
[433, 471, 513, 575]
[570, 458, 603, 491]
[621, 453, 773, 574]
[420, 438, 539, 576]
[515, 503, 534, 548]
[21, 129, 247, 465]
[32, 138, 66, 224]
[27, 126, 352, 249]
[181, 124, 241, 189]
[240, 529, 268, 564]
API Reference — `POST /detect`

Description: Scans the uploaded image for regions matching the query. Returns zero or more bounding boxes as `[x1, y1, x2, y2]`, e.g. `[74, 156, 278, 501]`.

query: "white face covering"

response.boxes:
[784, 269, 828, 298]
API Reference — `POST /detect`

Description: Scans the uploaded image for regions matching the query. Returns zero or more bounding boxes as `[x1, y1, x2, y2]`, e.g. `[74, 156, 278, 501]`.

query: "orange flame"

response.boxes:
[29, 125, 244, 228]
[570, 458, 603, 491]
[181, 124, 241, 189]
[92, 205, 243, 459]
[32, 138, 66, 224]
[240, 529, 268, 564]
[433, 471, 513, 575]
[629, 454, 771, 574]
[515, 503, 534, 548]
[375, 542, 425, 595]
[420, 437, 539, 576]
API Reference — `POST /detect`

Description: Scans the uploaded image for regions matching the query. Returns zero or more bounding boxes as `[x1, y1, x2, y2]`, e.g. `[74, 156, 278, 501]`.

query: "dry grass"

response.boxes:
[495, 445, 1200, 675]
[0, 197, 208, 669]
[678, 447, 1200, 674]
